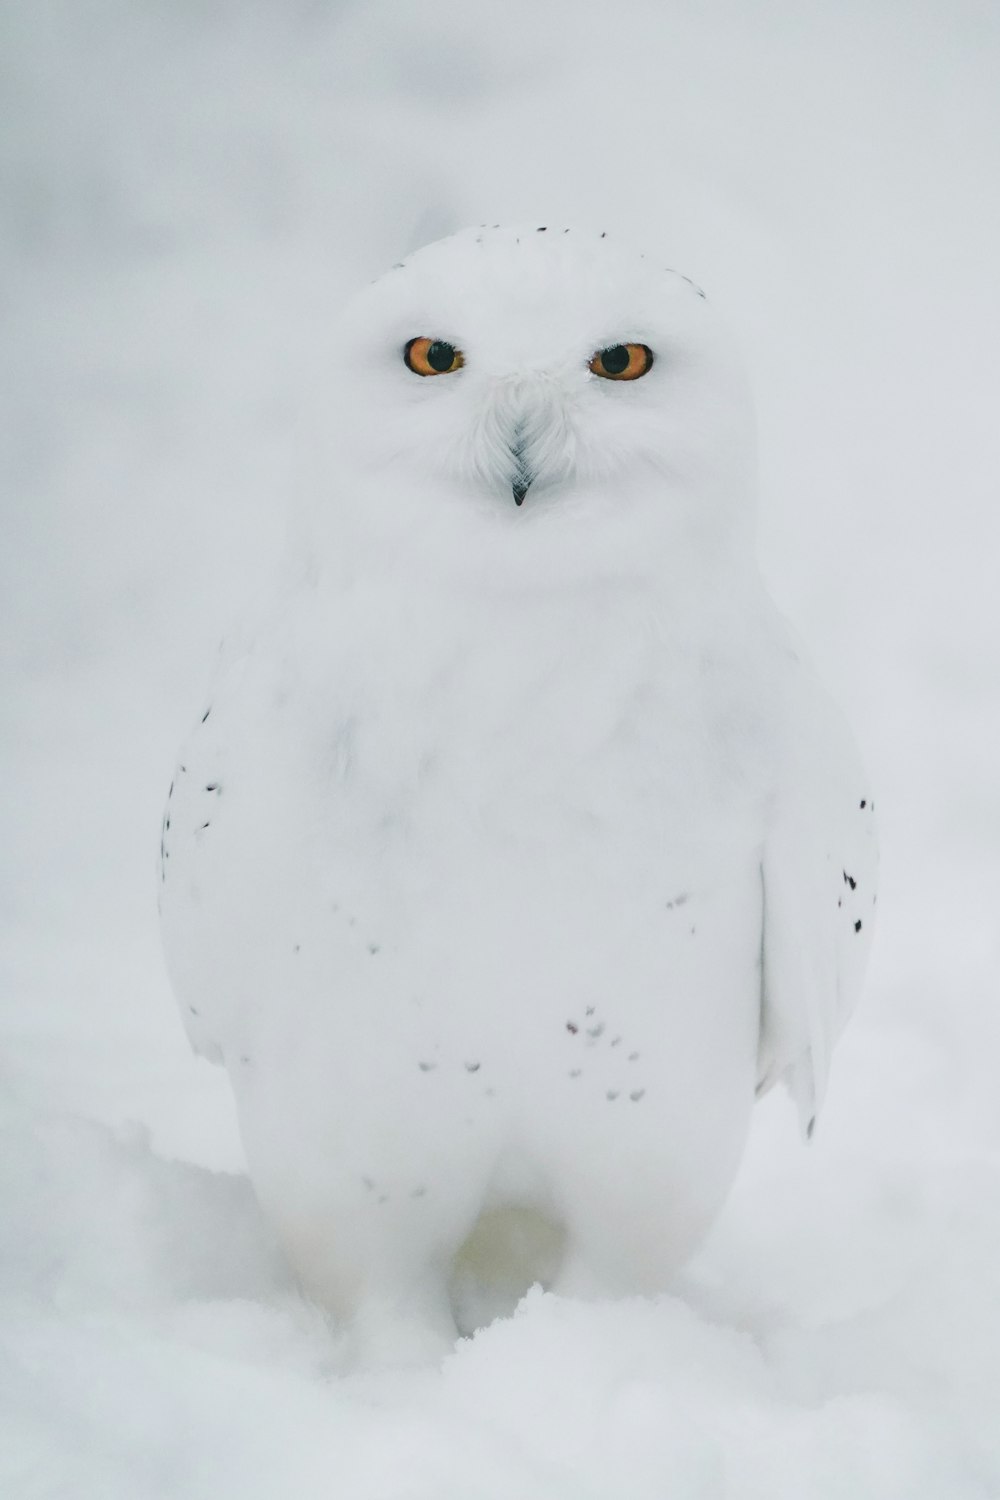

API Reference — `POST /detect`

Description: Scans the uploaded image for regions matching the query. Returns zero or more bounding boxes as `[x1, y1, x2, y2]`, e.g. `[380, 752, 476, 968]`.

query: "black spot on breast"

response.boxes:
[566, 1021, 579, 1035]
[586, 1022, 605, 1039]
[843, 871, 857, 890]
[201, 708, 211, 723]
[418, 1061, 437, 1072]
[464, 1061, 480, 1073]
[854, 920, 863, 933]
[368, 943, 380, 956]
[606, 1090, 619, 1101]
[189, 1005, 199, 1016]
[860, 800, 866, 809]
[205, 783, 219, 793]
[569, 1068, 581, 1079]
[629, 1090, 645, 1103]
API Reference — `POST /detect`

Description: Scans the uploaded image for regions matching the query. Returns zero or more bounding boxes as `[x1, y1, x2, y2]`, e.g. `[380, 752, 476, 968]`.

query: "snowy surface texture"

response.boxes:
[2, 1, 999, 1496]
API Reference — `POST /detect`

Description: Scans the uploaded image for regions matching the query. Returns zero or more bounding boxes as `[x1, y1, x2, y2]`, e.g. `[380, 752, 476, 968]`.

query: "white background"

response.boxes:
[2, 2, 999, 1494]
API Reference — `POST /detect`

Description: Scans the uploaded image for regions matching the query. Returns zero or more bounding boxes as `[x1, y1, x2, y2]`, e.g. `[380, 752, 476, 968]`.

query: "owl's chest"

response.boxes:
[233, 604, 769, 958]
[176, 598, 772, 1077]
[301, 607, 755, 851]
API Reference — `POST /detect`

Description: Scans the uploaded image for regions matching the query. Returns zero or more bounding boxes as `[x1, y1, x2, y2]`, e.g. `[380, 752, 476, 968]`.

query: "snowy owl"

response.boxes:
[160, 225, 877, 1359]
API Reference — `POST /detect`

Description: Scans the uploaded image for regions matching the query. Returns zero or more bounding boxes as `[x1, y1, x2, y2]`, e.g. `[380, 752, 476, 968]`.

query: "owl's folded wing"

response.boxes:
[757, 663, 878, 1134]
[158, 702, 231, 1064]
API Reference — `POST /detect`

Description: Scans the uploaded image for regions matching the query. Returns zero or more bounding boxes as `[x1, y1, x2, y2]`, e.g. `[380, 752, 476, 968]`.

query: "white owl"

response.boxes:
[159, 226, 876, 1361]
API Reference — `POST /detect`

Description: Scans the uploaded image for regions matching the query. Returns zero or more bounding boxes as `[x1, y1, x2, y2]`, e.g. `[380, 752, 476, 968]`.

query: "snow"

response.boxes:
[2, 1, 999, 1494]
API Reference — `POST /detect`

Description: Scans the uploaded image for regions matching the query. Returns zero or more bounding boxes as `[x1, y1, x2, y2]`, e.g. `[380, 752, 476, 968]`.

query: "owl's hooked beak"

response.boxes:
[510, 434, 533, 508]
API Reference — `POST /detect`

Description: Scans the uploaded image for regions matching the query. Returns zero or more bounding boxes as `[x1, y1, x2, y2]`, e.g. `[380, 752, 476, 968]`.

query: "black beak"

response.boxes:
[511, 434, 532, 508]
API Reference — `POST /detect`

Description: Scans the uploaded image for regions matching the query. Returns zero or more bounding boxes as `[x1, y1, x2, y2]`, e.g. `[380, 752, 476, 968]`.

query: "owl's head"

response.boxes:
[319, 227, 757, 591]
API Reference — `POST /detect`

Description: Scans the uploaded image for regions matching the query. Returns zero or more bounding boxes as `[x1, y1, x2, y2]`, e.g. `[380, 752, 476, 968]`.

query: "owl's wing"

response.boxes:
[158, 698, 230, 1064]
[158, 610, 264, 1067]
[757, 657, 878, 1134]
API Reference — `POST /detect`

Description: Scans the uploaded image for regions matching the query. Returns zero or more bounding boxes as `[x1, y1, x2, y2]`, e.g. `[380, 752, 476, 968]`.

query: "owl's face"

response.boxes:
[322, 227, 756, 587]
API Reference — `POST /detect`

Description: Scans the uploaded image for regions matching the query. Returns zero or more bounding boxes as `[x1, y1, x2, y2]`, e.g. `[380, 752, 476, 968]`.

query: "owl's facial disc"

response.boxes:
[403, 328, 658, 510]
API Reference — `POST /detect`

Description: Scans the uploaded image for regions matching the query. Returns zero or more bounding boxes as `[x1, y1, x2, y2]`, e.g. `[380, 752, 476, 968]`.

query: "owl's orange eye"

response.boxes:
[588, 343, 654, 381]
[404, 337, 464, 376]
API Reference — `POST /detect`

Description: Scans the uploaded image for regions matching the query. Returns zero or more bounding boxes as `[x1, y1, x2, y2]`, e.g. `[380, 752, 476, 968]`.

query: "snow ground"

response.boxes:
[2, 1, 999, 1495]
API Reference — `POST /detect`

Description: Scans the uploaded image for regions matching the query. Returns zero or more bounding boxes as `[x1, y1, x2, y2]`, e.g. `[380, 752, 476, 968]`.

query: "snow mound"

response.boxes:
[1, 1081, 997, 1499]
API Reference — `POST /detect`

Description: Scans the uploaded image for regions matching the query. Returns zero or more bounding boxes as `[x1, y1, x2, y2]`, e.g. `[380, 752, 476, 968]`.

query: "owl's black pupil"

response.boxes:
[601, 345, 630, 375]
[427, 341, 455, 372]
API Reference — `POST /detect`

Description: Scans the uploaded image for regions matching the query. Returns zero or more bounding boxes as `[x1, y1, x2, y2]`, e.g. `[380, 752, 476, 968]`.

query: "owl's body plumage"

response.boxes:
[160, 228, 876, 1356]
